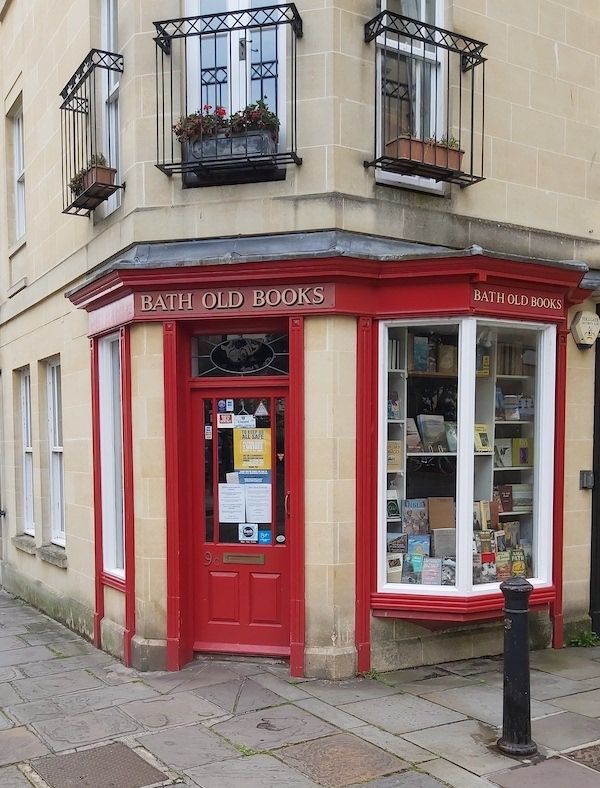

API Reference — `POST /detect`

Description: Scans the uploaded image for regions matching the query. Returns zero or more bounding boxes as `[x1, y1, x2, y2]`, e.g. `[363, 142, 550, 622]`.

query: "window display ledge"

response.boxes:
[371, 585, 555, 624]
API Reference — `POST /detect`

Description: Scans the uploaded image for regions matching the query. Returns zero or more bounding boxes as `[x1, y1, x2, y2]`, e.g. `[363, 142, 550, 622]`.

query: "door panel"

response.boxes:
[194, 389, 290, 653]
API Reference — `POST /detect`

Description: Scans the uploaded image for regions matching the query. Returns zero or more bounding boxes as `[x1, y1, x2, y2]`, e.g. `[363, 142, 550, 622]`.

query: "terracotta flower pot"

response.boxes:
[385, 137, 464, 171]
[82, 165, 117, 192]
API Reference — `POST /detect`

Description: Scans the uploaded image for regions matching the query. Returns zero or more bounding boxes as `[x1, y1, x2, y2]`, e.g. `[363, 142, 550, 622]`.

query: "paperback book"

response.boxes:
[386, 490, 401, 520]
[512, 484, 533, 511]
[387, 390, 401, 420]
[438, 344, 458, 374]
[386, 553, 404, 580]
[421, 557, 442, 585]
[386, 533, 408, 553]
[503, 521, 521, 548]
[479, 500, 492, 530]
[412, 336, 430, 372]
[496, 550, 512, 580]
[402, 499, 429, 534]
[474, 424, 492, 453]
[386, 440, 404, 472]
[494, 438, 513, 468]
[407, 534, 431, 557]
[441, 556, 456, 586]
[510, 547, 527, 577]
[512, 438, 533, 466]
[406, 418, 424, 452]
[401, 554, 421, 584]
[445, 421, 458, 452]
[481, 553, 497, 583]
[432, 528, 456, 558]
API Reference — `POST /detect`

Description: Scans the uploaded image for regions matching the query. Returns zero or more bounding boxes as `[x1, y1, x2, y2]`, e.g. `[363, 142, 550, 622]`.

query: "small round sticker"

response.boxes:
[276, 535, 286, 543]
[217, 399, 226, 412]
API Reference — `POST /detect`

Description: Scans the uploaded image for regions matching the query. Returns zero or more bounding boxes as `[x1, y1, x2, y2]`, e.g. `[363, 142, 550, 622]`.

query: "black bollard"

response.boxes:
[497, 577, 537, 756]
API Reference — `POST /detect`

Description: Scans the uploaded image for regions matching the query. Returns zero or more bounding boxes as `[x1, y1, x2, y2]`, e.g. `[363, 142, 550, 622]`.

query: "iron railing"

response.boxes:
[60, 49, 124, 216]
[154, 4, 302, 187]
[365, 12, 486, 187]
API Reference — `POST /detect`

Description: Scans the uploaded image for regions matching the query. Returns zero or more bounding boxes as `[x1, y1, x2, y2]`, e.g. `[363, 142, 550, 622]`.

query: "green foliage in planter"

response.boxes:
[173, 99, 280, 145]
[69, 153, 108, 196]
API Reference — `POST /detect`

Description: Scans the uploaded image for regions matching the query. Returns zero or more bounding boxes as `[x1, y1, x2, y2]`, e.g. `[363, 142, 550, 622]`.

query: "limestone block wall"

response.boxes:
[130, 324, 167, 642]
[304, 316, 357, 678]
[563, 302, 595, 631]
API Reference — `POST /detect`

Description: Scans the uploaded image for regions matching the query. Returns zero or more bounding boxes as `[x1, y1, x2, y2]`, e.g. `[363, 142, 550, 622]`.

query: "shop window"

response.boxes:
[99, 334, 124, 575]
[46, 359, 64, 546]
[380, 318, 555, 593]
[19, 367, 34, 536]
[192, 333, 289, 377]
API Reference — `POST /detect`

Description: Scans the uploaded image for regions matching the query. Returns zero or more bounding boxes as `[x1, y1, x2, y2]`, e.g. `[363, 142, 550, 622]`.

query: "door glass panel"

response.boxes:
[192, 333, 289, 377]
[204, 399, 214, 541]
[206, 397, 284, 545]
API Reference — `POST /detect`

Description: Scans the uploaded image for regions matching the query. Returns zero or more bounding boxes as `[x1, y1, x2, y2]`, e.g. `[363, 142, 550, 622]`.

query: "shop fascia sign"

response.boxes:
[471, 283, 564, 316]
[135, 284, 333, 316]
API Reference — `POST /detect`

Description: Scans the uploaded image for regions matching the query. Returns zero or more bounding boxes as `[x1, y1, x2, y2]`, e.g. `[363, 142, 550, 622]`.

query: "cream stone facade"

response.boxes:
[0, 0, 599, 678]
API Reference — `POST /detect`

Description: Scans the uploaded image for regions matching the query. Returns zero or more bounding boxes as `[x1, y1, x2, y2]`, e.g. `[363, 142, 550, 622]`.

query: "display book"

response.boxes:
[386, 494, 456, 585]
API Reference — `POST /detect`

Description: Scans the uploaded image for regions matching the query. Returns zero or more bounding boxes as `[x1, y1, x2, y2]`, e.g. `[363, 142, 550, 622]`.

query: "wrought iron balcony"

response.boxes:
[364, 12, 486, 187]
[154, 4, 302, 187]
[60, 49, 124, 216]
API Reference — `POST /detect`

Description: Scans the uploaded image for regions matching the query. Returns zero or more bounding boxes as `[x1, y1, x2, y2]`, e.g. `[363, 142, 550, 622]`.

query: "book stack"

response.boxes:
[388, 337, 403, 370]
[472, 516, 532, 584]
[385, 496, 456, 585]
[492, 484, 533, 513]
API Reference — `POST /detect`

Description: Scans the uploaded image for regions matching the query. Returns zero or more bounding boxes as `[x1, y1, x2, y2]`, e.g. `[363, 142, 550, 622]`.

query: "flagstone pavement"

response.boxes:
[2, 590, 600, 787]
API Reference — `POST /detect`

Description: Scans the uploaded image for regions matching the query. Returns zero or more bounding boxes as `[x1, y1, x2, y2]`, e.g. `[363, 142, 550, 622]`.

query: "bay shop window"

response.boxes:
[379, 318, 555, 595]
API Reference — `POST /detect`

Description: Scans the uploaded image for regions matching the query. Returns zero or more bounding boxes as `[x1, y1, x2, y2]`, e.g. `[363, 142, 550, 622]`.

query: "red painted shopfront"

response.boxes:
[70, 252, 587, 675]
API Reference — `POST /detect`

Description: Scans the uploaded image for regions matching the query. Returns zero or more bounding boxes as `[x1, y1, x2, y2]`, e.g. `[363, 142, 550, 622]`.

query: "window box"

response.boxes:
[69, 163, 119, 211]
[384, 137, 464, 174]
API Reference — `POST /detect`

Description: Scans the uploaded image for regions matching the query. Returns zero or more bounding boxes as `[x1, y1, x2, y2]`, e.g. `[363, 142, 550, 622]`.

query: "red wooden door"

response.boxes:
[192, 389, 290, 655]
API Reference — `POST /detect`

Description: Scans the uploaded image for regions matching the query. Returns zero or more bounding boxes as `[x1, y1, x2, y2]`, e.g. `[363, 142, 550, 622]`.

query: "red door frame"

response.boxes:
[165, 317, 305, 674]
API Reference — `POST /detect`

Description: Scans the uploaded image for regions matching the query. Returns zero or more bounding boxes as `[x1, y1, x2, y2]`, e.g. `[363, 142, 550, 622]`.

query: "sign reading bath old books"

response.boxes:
[470, 284, 564, 317]
[234, 428, 271, 470]
[135, 284, 334, 317]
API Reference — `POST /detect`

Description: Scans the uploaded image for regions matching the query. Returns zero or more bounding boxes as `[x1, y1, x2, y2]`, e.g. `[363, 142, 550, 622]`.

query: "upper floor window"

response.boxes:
[47, 359, 65, 546]
[154, 2, 302, 185]
[102, 0, 121, 215]
[365, 1, 486, 189]
[8, 99, 26, 242]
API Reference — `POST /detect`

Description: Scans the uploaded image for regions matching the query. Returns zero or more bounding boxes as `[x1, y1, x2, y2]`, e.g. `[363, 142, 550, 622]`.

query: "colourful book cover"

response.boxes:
[416, 415, 448, 452]
[386, 489, 401, 519]
[510, 547, 527, 577]
[407, 534, 431, 560]
[504, 521, 521, 548]
[496, 551, 512, 580]
[386, 533, 408, 553]
[402, 499, 429, 534]
[421, 557, 442, 585]
[386, 441, 403, 472]
[512, 438, 533, 466]
[481, 553, 497, 583]
[473, 553, 483, 584]
[474, 424, 492, 452]
[412, 335, 429, 371]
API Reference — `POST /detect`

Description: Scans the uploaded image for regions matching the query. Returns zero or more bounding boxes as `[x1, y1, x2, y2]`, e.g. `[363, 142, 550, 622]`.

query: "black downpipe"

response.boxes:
[590, 303, 600, 633]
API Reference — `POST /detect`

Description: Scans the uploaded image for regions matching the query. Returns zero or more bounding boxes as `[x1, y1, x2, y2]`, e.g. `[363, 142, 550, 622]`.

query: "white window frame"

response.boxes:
[377, 316, 556, 596]
[101, 0, 120, 215]
[376, 0, 446, 194]
[20, 368, 34, 536]
[99, 334, 125, 577]
[13, 105, 26, 239]
[185, 0, 288, 149]
[47, 360, 65, 546]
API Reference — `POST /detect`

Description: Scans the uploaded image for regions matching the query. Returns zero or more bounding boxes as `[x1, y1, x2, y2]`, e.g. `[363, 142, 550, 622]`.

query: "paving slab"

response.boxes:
[566, 741, 600, 772]
[141, 662, 243, 694]
[193, 677, 283, 714]
[0, 712, 12, 731]
[294, 697, 366, 729]
[399, 674, 476, 697]
[11, 668, 105, 701]
[31, 741, 166, 788]
[0, 765, 33, 787]
[531, 710, 600, 750]
[403, 720, 517, 775]
[0, 727, 49, 766]
[478, 669, 600, 701]
[250, 672, 311, 700]
[550, 687, 600, 717]
[137, 721, 241, 769]
[442, 659, 503, 677]
[352, 725, 437, 763]
[0, 637, 26, 654]
[32, 707, 141, 751]
[19, 653, 113, 678]
[360, 773, 451, 788]
[490, 756, 600, 788]
[0, 646, 54, 669]
[0, 668, 21, 684]
[211, 704, 336, 750]
[422, 685, 559, 727]
[186, 753, 319, 787]
[339, 693, 466, 734]
[422, 757, 498, 787]
[18, 631, 81, 646]
[279, 732, 408, 787]
[0, 684, 22, 707]
[119, 691, 224, 729]
[46, 639, 99, 658]
[8, 681, 159, 724]
[377, 667, 450, 687]
[529, 650, 600, 680]
[87, 663, 141, 686]
[301, 677, 398, 705]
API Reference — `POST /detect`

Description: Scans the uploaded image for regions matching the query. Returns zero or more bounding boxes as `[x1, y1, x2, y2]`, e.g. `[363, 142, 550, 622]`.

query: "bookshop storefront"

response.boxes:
[70, 248, 587, 676]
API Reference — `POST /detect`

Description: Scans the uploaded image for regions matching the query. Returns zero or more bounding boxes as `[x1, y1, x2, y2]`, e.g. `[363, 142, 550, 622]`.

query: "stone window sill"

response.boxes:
[37, 543, 68, 569]
[11, 534, 37, 555]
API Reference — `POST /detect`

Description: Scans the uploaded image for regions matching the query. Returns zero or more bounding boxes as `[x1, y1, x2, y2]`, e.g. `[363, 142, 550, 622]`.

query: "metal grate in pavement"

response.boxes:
[32, 742, 166, 788]
[566, 743, 600, 772]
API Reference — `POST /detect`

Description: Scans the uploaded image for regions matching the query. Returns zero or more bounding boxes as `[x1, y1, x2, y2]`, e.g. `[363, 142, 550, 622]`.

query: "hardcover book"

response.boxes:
[407, 533, 431, 558]
[490, 499, 501, 530]
[503, 521, 521, 548]
[402, 498, 429, 534]
[498, 484, 513, 512]
[479, 500, 492, 530]
[495, 530, 507, 552]
[386, 440, 404, 472]
[494, 438, 513, 467]
[386, 490, 401, 519]
[438, 344, 458, 374]
[386, 533, 408, 553]
[496, 551, 512, 580]
[406, 418, 424, 452]
[481, 553, 497, 583]
[432, 528, 456, 558]
[428, 497, 455, 530]
[478, 530, 494, 554]
[412, 335, 429, 372]
[421, 557, 442, 585]
[473, 553, 483, 584]
[445, 421, 458, 452]
[521, 540, 533, 575]
[512, 438, 533, 466]
[416, 414, 448, 452]
[474, 424, 492, 452]
[512, 484, 533, 511]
